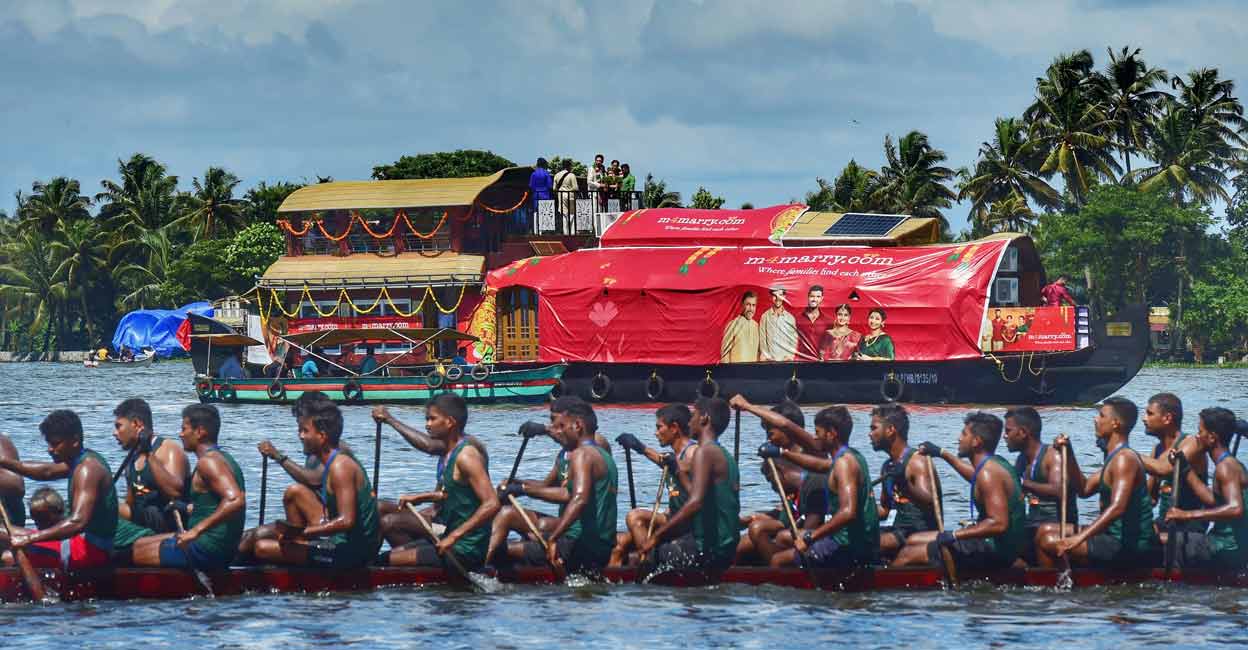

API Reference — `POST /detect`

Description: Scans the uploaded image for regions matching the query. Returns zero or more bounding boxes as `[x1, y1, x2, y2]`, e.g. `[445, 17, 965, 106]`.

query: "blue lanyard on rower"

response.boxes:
[1027, 444, 1047, 481]
[968, 455, 992, 519]
[68, 449, 87, 470]
[436, 439, 467, 491]
[1215, 450, 1231, 466]
[318, 449, 339, 504]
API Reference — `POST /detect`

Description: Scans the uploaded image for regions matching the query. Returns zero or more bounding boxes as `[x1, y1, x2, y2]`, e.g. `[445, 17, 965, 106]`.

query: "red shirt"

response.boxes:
[1041, 283, 1075, 306]
[794, 310, 827, 361]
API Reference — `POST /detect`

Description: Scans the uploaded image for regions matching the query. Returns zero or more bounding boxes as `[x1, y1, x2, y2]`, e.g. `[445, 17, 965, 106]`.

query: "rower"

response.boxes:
[0, 433, 25, 529]
[386, 393, 499, 570]
[728, 396, 828, 565]
[512, 396, 618, 574]
[491, 416, 611, 564]
[0, 409, 117, 570]
[893, 412, 1026, 571]
[639, 397, 740, 575]
[1164, 407, 1248, 569]
[1003, 406, 1077, 562]
[372, 404, 489, 548]
[1140, 393, 1208, 541]
[112, 398, 190, 562]
[1035, 397, 1158, 568]
[758, 405, 879, 569]
[609, 403, 697, 567]
[28, 487, 66, 530]
[868, 403, 942, 562]
[132, 404, 247, 570]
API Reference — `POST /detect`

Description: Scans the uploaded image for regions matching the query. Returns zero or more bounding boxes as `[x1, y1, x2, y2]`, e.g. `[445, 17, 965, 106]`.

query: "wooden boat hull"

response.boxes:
[196, 364, 566, 405]
[3, 564, 1246, 602]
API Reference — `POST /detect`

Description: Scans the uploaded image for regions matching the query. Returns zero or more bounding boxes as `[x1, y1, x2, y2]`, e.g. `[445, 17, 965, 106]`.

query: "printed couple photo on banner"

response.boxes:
[979, 306, 1078, 353]
[720, 286, 896, 364]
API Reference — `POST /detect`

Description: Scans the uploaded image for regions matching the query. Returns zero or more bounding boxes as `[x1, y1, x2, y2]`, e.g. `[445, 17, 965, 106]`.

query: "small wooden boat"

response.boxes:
[3, 564, 1245, 602]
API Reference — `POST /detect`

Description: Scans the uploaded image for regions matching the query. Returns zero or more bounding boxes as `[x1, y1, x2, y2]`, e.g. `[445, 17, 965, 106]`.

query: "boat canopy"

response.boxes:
[276, 167, 533, 213]
[258, 252, 486, 289]
[281, 327, 476, 348]
[485, 237, 1025, 365]
[189, 332, 264, 347]
[112, 302, 214, 358]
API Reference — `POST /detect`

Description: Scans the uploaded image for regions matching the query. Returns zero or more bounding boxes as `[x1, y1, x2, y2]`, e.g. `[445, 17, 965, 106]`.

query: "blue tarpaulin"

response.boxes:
[111, 302, 214, 358]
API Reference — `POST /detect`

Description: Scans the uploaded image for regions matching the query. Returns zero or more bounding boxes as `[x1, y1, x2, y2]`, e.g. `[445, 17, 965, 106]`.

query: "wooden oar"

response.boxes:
[927, 455, 958, 587]
[638, 465, 668, 564]
[258, 455, 269, 527]
[172, 510, 215, 597]
[372, 420, 382, 498]
[404, 503, 473, 581]
[501, 425, 564, 580]
[1058, 444, 1072, 583]
[733, 409, 741, 464]
[0, 499, 47, 602]
[624, 448, 638, 510]
[1164, 455, 1182, 577]
[766, 458, 818, 588]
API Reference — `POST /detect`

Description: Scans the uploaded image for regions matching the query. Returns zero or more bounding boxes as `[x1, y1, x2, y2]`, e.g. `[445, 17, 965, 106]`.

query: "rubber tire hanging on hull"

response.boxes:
[590, 372, 612, 401]
[881, 373, 904, 402]
[645, 373, 665, 401]
[342, 380, 364, 402]
[784, 377, 803, 402]
[446, 366, 464, 381]
[550, 379, 565, 401]
[218, 383, 237, 402]
[470, 364, 491, 381]
[196, 380, 215, 401]
[699, 375, 720, 399]
[427, 372, 446, 390]
[267, 381, 286, 401]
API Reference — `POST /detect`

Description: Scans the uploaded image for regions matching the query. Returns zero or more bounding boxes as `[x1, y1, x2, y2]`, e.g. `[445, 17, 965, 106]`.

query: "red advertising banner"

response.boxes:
[486, 238, 1014, 365]
[288, 315, 423, 334]
[980, 306, 1077, 353]
[600, 205, 806, 248]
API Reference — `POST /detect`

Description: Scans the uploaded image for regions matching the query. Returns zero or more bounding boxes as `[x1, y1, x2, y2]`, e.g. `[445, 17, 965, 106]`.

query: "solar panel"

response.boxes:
[529, 240, 569, 256]
[822, 213, 907, 237]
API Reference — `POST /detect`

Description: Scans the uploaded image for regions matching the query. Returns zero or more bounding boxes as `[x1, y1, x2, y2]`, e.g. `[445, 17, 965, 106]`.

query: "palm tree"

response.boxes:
[1171, 68, 1248, 152]
[870, 131, 957, 222]
[1130, 105, 1232, 206]
[983, 194, 1038, 233]
[0, 230, 68, 353]
[1028, 91, 1120, 206]
[1093, 46, 1171, 176]
[181, 167, 244, 240]
[21, 177, 92, 234]
[1026, 50, 1097, 122]
[112, 227, 176, 309]
[97, 154, 182, 237]
[50, 220, 109, 344]
[958, 117, 1060, 224]
[643, 174, 681, 208]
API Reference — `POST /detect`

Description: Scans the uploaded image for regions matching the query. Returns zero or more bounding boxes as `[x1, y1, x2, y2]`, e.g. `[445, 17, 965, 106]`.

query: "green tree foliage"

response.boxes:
[182, 167, 244, 240]
[371, 150, 516, 180]
[871, 131, 957, 223]
[689, 186, 725, 210]
[643, 174, 681, 208]
[222, 223, 285, 289]
[244, 181, 304, 223]
[958, 117, 1059, 227]
[1181, 246, 1248, 361]
[548, 156, 588, 177]
[160, 239, 233, 307]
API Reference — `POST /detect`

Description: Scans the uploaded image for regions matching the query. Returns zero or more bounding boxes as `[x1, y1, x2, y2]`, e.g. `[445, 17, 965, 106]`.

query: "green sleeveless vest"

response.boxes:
[890, 447, 940, 533]
[560, 446, 617, 561]
[692, 442, 740, 561]
[828, 447, 879, 561]
[1156, 434, 1208, 519]
[70, 449, 117, 548]
[1098, 445, 1157, 554]
[433, 441, 489, 564]
[187, 448, 246, 561]
[1015, 444, 1078, 525]
[667, 442, 697, 514]
[971, 456, 1027, 563]
[322, 451, 381, 566]
[1208, 454, 1248, 563]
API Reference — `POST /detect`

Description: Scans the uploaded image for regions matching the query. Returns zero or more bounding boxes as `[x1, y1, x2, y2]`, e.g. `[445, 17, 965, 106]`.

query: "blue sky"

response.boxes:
[2, 0, 1246, 233]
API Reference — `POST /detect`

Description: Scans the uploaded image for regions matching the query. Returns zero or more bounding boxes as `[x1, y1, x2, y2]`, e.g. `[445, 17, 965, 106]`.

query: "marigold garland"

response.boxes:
[259, 283, 467, 320]
[276, 210, 449, 241]
[477, 191, 529, 214]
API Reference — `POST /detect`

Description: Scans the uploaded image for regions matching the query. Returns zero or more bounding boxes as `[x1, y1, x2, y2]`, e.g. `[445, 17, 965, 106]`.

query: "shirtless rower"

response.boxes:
[894, 412, 1027, 571]
[132, 404, 246, 570]
[0, 409, 117, 570]
[386, 394, 499, 570]
[639, 397, 740, 575]
[610, 404, 696, 567]
[1003, 406, 1077, 562]
[1140, 393, 1208, 541]
[1165, 408, 1248, 569]
[511, 397, 617, 574]
[868, 403, 941, 563]
[1036, 397, 1158, 568]
[491, 409, 611, 565]
[757, 405, 878, 568]
[728, 397, 828, 565]
[0, 433, 25, 529]
[112, 398, 190, 561]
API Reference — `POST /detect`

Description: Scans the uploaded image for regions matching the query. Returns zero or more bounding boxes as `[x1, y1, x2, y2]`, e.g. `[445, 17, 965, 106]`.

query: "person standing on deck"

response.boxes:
[554, 159, 579, 221]
[1041, 275, 1076, 307]
[511, 397, 617, 574]
[491, 415, 611, 565]
[720, 291, 761, 363]
[242, 398, 378, 569]
[0, 410, 117, 570]
[893, 412, 1027, 571]
[1140, 392, 1208, 542]
[132, 404, 246, 570]
[529, 158, 553, 212]
[869, 403, 942, 563]
[385, 394, 499, 570]
[1003, 406, 1078, 563]
[756, 404, 877, 569]
[1164, 408, 1248, 569]
[794, 286, 827, 361]
[759, 288, 797, 362]
[112, 398, 189, 562]
[0, 433, 25, 529]
[727, 397, 827, 566]
[610, 404, 696, 567]
[639, 397, 740, 574]
[1035, 397, 1159, 568]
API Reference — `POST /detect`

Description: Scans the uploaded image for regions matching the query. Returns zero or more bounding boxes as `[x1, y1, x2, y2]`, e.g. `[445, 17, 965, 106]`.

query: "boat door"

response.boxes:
[499, 287, 539, 361]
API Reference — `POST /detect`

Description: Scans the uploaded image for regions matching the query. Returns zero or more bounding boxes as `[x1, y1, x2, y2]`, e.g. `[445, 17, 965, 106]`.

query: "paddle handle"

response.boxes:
[767, 459, 802, 540]
[258, 456, 269, 527]
[624, 448, 638, 510]
[733, 409, 741, 465]
[1059, 445, 1068, 539]
[113, 443, 140, 484]
[507, 495, 565, 581]
[373, 420, 383, 497]
[639, 465, 669, 563]
[926, 455, 958, 585]
[405, 503, 470, 577]
[506, 435, 531, 485]
[0, 499, 46, 602]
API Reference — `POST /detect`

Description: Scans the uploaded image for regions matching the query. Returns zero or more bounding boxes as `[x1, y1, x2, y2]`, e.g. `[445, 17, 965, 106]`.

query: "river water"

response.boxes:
[0, 362, 1245, 648]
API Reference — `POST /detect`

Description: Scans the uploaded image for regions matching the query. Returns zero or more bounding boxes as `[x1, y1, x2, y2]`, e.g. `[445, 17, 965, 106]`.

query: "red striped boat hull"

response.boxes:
[2, 565, 1246, 602]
